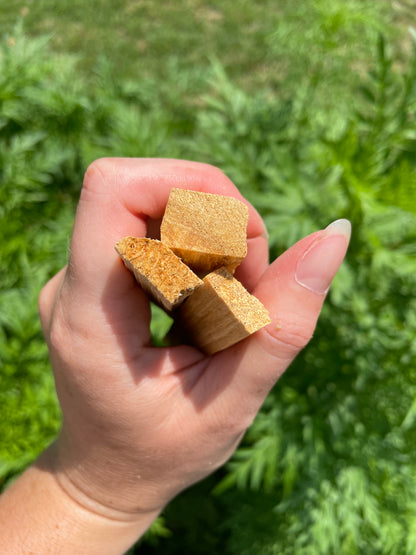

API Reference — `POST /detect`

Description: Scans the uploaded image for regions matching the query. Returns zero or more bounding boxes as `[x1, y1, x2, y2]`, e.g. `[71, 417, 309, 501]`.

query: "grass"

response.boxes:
[0, 0, 288, 90]
[0, 0, 409, 95]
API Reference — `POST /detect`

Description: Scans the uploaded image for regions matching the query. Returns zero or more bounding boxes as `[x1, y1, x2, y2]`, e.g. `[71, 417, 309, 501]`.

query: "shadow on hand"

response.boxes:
[100, 257, 250, 413]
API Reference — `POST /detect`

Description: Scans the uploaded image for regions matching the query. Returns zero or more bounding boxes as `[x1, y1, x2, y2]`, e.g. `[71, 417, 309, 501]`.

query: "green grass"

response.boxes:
[0, 0, 405, 92]
[0, 0, 288, 89]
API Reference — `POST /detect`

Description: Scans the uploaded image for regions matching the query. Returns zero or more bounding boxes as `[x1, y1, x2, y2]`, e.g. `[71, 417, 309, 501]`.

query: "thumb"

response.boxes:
[254, 218, 351, 369]
[201, 220, 351, 425]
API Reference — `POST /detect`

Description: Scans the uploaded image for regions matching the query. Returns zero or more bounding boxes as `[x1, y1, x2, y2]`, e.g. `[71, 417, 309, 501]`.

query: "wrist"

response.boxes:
[0, 445, 161, 555]
[52, 429, 170, 515]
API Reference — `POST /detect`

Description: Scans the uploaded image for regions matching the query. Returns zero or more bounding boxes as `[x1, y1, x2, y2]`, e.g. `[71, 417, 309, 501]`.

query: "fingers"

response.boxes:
[198, 220, 351, 428]
[234, 235, 269, 292]
[68, 158, 267, 302]
[253, 219, 351, 365]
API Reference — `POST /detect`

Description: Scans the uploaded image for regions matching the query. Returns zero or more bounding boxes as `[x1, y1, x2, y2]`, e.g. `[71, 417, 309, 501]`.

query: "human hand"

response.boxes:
[39, 158, 350, 523]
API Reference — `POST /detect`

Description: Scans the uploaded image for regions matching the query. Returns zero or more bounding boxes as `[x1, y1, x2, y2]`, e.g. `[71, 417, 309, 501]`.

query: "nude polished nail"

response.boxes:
[295, 219, 351, 294]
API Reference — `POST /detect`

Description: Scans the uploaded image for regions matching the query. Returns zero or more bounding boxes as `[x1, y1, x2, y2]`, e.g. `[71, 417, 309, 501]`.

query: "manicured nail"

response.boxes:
[295, 219, 351, 294]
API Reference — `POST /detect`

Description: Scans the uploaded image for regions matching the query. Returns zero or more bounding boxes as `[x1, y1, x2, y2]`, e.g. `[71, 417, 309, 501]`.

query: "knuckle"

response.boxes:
[48, 311, 67, 356]
[46, 293, 76, 362]
[38, 284, 51, 334]
[194, 162, 236, 191]
[201, 162, 227, 178]
[83, 158, 114, 191]
[262, 313, 316, 357]
[38, 283, 49, 320]
[48, 311, 82, 373]
[205, 405, 254, 440]
[38, 268, 67, 338]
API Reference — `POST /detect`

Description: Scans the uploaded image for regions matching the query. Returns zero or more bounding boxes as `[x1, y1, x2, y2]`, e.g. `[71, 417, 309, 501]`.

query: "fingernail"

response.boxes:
[295, 219, 351, 294]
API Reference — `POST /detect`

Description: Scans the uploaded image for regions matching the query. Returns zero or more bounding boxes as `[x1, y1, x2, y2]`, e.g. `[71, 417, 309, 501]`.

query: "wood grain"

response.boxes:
[115, 237, 202, 312]
[177, 267, 271, 354]
[160, 188, 249, 275]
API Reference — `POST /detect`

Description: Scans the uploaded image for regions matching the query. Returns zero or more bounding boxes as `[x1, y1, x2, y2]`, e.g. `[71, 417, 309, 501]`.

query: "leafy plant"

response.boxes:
[176, 30, 416, 555]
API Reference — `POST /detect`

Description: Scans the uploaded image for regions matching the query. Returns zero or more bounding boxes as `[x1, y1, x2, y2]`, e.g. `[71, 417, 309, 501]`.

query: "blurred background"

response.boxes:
[1, 1, 416, 553]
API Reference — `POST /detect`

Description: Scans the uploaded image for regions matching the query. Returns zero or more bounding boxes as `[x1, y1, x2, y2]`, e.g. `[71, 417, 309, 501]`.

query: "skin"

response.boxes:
[0, 159, 350, 554]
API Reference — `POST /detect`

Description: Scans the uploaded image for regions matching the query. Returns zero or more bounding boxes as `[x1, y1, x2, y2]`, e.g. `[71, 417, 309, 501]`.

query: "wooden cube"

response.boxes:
[115, 237, 202, 312]
[160, 188, 249, 275]
[177, 267, 271, 354]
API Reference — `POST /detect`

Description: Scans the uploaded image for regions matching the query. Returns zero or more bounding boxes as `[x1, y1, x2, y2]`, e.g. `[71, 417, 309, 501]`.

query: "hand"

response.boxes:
[37, 158, 349, 534]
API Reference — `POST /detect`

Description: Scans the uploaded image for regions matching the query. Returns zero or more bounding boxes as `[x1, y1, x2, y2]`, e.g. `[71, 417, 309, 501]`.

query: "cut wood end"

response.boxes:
[160, 188, 249, 274]
[115, 237, 202, 312]
[177, 267, 271, 354]
[204, 268, 271, 334]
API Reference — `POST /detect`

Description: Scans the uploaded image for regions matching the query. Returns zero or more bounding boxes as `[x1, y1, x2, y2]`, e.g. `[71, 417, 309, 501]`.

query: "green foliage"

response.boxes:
[1, 14, 416, 555]
[183, 31, 416, 555]
[268, 0, 388, 121]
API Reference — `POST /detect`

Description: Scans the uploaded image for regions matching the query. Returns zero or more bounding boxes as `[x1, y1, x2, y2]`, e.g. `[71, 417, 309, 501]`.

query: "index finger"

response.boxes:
[68, 158, 268, 300]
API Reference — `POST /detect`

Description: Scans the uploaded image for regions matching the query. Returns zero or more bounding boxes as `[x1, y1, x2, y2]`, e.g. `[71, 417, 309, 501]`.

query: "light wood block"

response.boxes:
[115, 237, 202, 312]
[160, 188, 249, 275]
[177, 267, 271, 354]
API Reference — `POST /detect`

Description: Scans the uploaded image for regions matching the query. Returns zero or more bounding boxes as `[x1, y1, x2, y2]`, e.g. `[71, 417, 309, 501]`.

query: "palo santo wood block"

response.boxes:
[177, 267, 271, 354]
[160, 188, 249, 275]
[115, 237, 202, 312]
